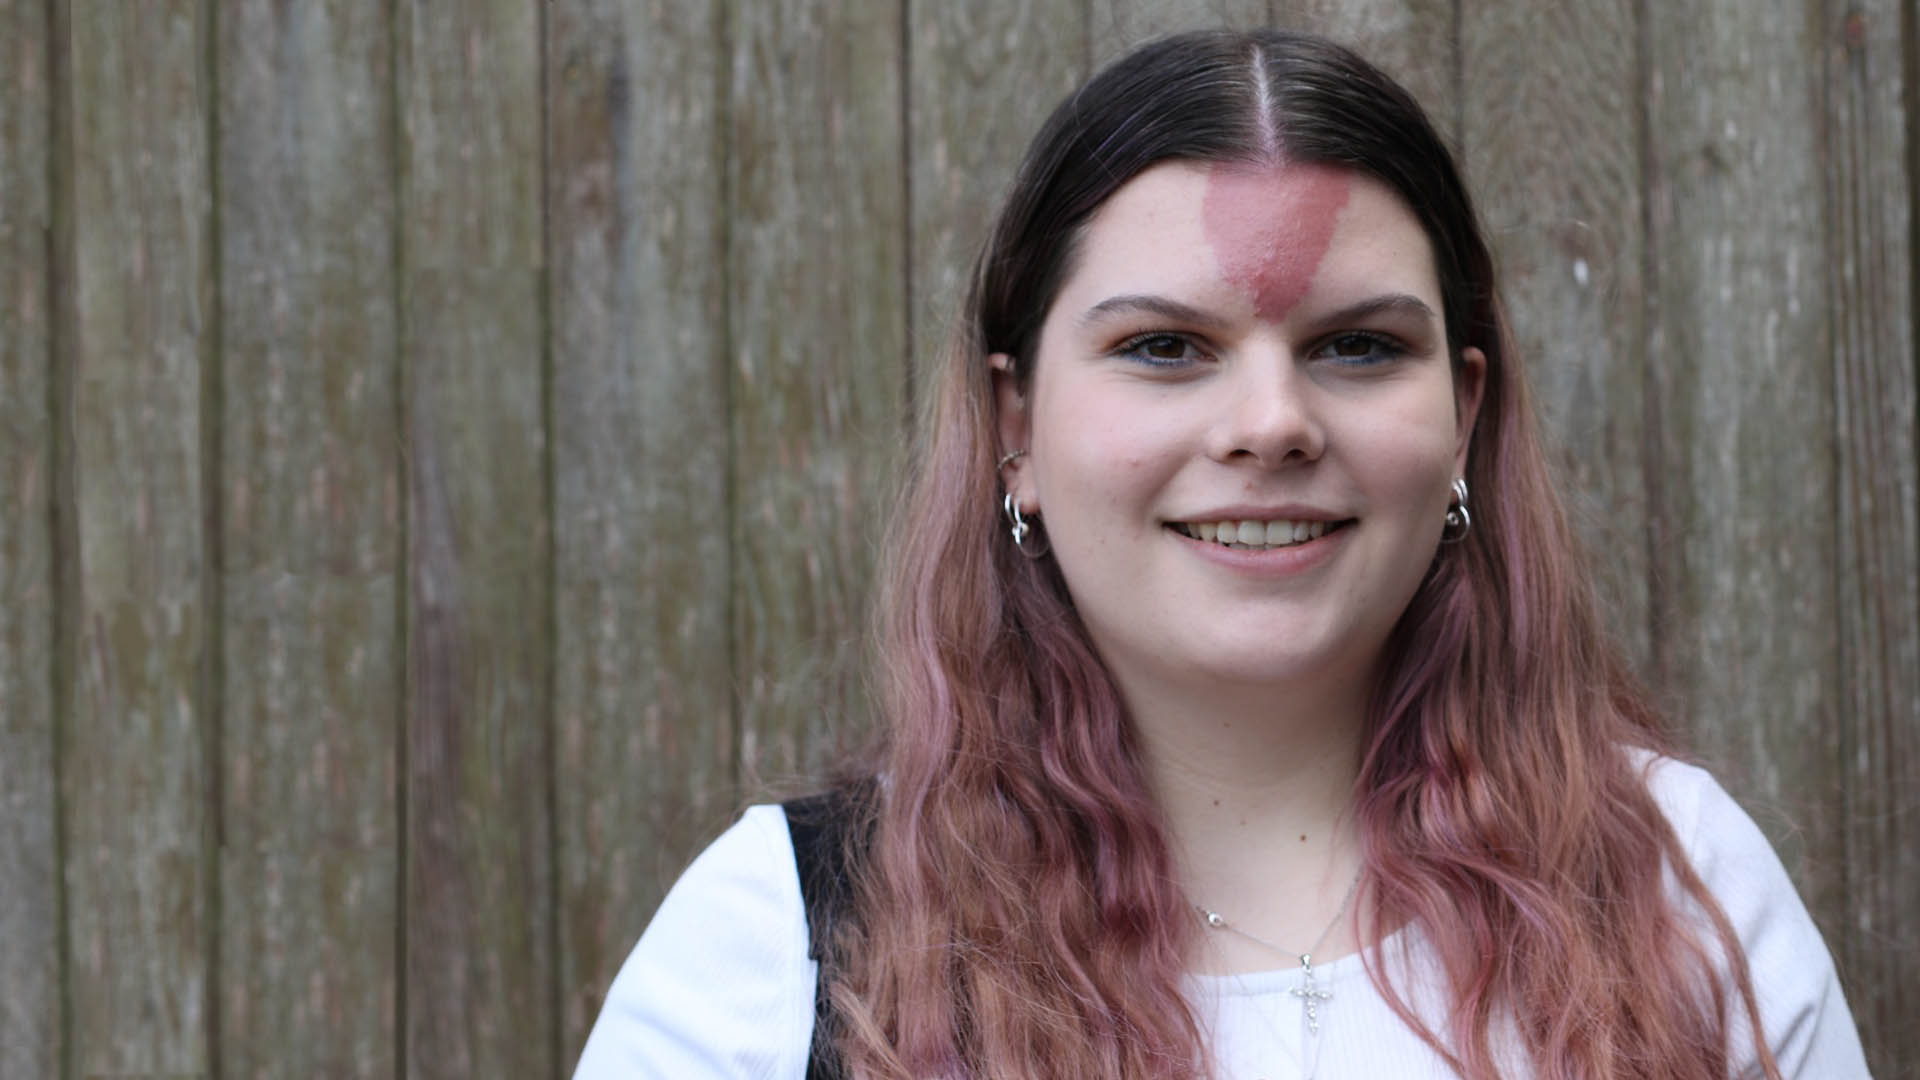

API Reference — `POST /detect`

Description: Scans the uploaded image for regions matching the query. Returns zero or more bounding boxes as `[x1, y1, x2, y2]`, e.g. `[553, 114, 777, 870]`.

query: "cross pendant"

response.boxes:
[1290, 954, 1333, 1035]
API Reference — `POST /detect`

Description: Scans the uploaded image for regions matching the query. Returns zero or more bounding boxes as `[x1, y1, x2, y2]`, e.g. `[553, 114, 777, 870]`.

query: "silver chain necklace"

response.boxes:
[1194, 871, 1362, 1038]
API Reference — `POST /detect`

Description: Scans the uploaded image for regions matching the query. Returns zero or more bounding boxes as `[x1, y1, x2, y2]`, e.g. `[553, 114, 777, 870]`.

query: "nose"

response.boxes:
[1206, 351, 1325, 467]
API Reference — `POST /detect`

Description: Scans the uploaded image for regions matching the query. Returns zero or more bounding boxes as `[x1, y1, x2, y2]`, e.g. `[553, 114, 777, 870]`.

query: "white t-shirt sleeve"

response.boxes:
[572, 804, 815, 1080]
[1646, 758, 1873, 1079]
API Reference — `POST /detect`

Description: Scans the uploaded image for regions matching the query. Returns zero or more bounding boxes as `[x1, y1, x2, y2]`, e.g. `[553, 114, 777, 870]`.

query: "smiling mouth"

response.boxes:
[1169, 518, 1353, 550]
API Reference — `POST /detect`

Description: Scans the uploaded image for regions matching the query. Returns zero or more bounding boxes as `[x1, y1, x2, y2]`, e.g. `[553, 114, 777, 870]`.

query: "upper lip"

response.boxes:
[1167, 504, 1350, 523]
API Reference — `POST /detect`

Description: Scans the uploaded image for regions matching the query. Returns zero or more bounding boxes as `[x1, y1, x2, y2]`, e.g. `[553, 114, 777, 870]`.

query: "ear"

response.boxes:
[989, 353, 1035, 506]
[1452, 346, 1487, 475]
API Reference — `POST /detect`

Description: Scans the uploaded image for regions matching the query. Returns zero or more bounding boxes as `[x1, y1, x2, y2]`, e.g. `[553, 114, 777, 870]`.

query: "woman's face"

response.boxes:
[996, 160, 1482, 702]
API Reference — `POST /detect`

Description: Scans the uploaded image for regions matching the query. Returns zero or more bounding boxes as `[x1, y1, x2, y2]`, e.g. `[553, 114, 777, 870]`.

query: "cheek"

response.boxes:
[1034, 399, 1188, 499]
[1355, 399, 1462, 505]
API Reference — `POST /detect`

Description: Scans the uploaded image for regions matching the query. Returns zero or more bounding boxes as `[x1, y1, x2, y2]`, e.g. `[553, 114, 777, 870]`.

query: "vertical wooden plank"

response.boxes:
[1461, 2, 1649, 669]
[909, 0, 1086, 369]
[1092, 0, 1270, 68]
[397, 2, 554, 1076]
[0, 0, 60, 1076]
[1823, 2, 1919, 1073]
[1643, 0, 1840, 910]
[216, 3, 400, 1076]
[62, 1, 213, 1073]
[730, 0, 907, 783]
[545, 0, 732, 1064]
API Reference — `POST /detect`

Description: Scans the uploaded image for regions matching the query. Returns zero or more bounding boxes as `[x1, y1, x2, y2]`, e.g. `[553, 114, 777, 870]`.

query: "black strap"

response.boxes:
[783, 785, 867, 1080]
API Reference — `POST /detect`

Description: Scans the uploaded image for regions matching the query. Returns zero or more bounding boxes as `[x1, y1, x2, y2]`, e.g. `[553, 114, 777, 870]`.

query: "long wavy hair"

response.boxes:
[825, 29, 1779, 1080]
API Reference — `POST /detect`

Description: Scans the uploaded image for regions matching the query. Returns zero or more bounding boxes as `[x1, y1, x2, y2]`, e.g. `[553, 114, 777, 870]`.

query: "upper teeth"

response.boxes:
[1184, 519, 1331, 547]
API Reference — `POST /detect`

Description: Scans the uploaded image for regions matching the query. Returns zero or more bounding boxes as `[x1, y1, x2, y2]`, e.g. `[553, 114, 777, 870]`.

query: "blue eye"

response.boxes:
[1315, 331, 1407, 366]
[1116, 332, 1206, 368]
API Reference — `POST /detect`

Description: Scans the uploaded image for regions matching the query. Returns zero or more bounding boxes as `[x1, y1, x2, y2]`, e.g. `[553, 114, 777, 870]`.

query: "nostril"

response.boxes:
[1224, 444, 1313, 464]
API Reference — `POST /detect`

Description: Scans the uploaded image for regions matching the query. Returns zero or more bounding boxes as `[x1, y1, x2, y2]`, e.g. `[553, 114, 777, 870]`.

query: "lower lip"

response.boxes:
[1169, 523, 1349, 576]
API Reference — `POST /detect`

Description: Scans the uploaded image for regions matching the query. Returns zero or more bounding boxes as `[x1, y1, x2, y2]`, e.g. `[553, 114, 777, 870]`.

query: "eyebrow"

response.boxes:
[1078, 294, 1232, 331]
[1078, 291, 1439, 330]
[1313, 292, 1440, 327]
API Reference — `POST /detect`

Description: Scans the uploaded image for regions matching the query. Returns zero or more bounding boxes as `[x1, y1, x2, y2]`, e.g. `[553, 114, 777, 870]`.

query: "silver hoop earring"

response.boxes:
[1002, 492, 1047, 558]
[1441, 476, 1471, 543]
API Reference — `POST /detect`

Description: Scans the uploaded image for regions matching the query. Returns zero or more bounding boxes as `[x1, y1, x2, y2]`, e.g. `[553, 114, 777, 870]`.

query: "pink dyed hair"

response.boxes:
[825, 29, 1782, 1080]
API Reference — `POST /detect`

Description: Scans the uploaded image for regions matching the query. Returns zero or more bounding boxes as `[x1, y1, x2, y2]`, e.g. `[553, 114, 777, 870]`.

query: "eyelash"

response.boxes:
[1315, 330, 1410, 366]
[1114, 332, 1207, 368]
[1111, 329, 1411, 369]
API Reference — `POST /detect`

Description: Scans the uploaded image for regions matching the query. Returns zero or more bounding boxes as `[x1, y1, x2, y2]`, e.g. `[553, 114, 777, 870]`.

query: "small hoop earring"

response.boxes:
[1441, 476, 1471, 543]
[1002, 492, 1047, 558]
[996, 448, 1027, 471]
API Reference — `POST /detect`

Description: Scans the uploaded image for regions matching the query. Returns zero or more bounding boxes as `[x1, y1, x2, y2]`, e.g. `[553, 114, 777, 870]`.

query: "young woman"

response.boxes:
[574, 29, 1870, 1080]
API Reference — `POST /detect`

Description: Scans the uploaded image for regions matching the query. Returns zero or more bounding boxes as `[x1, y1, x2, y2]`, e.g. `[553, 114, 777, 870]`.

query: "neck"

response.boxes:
[1120, 672, 1371, 971]
[1130, 674, 1367, 845]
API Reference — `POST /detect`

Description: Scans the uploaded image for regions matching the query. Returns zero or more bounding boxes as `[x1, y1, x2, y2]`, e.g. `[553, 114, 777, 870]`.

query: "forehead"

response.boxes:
[1053, 161, 1440, 319]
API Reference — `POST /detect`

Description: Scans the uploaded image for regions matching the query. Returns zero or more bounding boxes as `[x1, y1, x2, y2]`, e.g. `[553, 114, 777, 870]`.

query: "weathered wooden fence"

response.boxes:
[1, 0, 1913, 1076]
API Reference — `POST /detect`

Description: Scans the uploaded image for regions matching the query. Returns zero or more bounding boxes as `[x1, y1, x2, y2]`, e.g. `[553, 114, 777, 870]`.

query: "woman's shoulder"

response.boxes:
[1630, 751, 1873, 1078]
[1633, 752, 1813, 899]
[1634, 752, 1743, 848]
[1632, 751, 1817, 959]
[571, 803, 814, 1080]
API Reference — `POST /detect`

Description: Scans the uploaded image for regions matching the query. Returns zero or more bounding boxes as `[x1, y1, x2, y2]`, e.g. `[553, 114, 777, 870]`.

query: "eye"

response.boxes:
[1115, 332, 1208, 368]
[1313, 330, 1408, 367]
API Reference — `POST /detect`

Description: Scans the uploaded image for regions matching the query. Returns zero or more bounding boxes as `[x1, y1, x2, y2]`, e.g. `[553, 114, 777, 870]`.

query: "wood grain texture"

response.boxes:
[1092, 0, 1269, 67]
[1642, 0, 1840, 899]
[1820, 2, 1919, 1073]
[62, 1, 213, 1073]
[1461, 1, 1650, 669]
[729, 0, 908, 786]
[216, 2, 400, 1076]
[908, 0, 1085, 376]
[0, 1, 59, 1076]
[397, 1, 554, 1075]
[545, 0, 733, 1063]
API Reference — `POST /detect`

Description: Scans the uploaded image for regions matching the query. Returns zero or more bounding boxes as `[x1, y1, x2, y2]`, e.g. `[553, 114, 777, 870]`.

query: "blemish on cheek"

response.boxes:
[1201, 161, 1352, 322]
